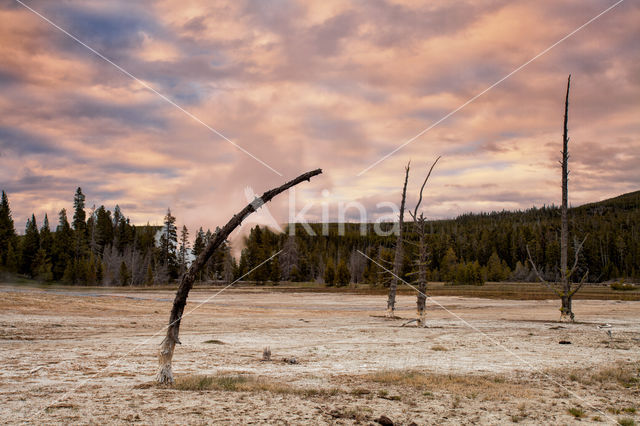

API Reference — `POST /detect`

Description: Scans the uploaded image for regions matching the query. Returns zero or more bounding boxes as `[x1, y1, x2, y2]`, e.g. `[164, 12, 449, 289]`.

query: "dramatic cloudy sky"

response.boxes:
[1, 0, 638, 236]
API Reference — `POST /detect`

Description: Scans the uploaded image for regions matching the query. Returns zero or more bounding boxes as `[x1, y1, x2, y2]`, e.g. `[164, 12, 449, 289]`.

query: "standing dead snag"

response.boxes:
[387, 162, 410, 317]
[157, 169, 322, 384]
[527, 74, 588, 322]
[408, 157, 441, 327]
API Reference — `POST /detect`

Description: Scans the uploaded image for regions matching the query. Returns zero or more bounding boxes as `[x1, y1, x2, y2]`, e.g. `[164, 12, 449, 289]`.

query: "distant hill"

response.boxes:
[236, 190, 640, 284]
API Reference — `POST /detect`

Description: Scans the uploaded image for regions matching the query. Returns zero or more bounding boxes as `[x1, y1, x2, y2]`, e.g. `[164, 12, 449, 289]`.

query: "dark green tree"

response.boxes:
[178, 225, 190, 275]
[159, 208, 178, 279]
[0, 190, 17, 266]
[72, 187, 88, 259]
[440, 247, 458, 283]
[269, 255, 281, 283]
[40, 214, 53, 256]
[324, 259, 335, 286]
[35, 214, 54, 281]
[486, 251, 510, 281]
[94, 206, 113, 255]
[52, 209, 73, 280]
[192, 227, 205, 258]
[20, 214, 40, 277]
[336, 259, 351, 286]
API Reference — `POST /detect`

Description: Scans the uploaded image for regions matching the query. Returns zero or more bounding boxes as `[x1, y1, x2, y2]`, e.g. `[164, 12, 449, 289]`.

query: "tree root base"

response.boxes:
[156, 365, 174, 385]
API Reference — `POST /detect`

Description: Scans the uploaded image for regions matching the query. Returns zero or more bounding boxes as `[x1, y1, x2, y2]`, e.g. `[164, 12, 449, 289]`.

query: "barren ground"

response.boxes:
[0, 284, 638, 425]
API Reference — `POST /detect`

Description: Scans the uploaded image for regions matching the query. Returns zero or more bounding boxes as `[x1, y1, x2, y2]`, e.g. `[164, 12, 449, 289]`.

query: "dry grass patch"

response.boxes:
[560, 361, 640, 389]
[173, 374, 341, 397]
[365, 369, 530, 400]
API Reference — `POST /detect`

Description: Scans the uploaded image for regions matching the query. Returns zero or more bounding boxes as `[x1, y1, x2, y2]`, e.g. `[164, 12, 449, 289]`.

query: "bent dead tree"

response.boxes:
[157, 169, 322, 384]
[387, 162, 410, 317]
[527, 74, 588, 322]
[408, 157, 441, 327]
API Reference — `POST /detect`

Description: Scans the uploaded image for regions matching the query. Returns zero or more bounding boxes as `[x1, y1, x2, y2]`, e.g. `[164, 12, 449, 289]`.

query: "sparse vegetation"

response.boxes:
[611, 282, 637, 291]
[562, 361, 639, 389]
[366, 369, 528, 401]
[203, 339, 224, 344]
[618, 418, 636, 426]
[568, 407, 585, 418]
[173, 374, 341, 396]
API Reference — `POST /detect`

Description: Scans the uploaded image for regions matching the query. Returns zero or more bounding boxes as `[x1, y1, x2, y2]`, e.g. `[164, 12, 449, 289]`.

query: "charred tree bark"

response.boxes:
[387, 163, 410, 317]
[157, 169, 322, 384]
[560, 74, 572, 322]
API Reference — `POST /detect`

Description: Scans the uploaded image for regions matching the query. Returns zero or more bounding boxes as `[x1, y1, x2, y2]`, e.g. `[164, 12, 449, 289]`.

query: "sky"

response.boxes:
[1, 0, 639, 238]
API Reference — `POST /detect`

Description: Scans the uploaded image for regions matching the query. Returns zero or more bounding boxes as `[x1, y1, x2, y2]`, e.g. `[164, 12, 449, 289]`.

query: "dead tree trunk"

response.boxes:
[560, 74, 572, 322]
[409, 157, 440, 327]
[527, 75, 588, 322]
[387, 163, 410, 317]
[157, 169, 322, 384]
[415, 226, 428, 325]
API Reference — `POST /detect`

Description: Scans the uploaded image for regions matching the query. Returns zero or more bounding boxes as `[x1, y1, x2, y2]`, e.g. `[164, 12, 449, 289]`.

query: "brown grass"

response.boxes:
[559, 361, 640, 389]
[430, 345, 448, 351]
[364, 369, 530, 400]
[173, 374, 341, 397]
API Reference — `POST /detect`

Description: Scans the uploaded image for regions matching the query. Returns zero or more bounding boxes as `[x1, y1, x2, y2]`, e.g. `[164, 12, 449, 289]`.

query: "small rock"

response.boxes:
[375, 415, 394, 426]
[559, 340, 571, 344]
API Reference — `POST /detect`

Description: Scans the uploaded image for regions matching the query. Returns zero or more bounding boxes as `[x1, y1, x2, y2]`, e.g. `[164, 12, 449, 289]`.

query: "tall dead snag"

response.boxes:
[527, 74, 587, 322]
[157, 169, 322, 384]
[408, 157, 441, 327]
[387, 162, 410, 317]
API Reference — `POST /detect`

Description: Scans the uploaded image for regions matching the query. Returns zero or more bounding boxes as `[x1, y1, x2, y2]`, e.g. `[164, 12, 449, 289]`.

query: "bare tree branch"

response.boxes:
[526, 244, 563, 298]
[157, 168, 323, 384]
[409, 156, 442, 221]
[569, 270, 590, 297]
[568, 235, 588, 279]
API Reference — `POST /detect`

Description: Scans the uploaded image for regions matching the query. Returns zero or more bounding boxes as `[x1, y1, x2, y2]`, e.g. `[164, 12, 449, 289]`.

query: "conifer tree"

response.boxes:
[192, 227, 205, 258]
[0, 190, 17, 266]
[52, 209, 73, 280]
[94, 206, 113, 255]
[178, 225, 190, 275]
[5, 242, 18, 272]
[324, 259, 335, 286]
[20, 214, 40, 277]
[269, 256, 281, 283]
[72, 187, 88, 259]
[336, 259, 351, 287]
[36, 214, 54, 281]
[159, 208, 178, 279]
[440, 247, 458, 283]
[191, 227, 205, 281]
[40, 214, 53, 256]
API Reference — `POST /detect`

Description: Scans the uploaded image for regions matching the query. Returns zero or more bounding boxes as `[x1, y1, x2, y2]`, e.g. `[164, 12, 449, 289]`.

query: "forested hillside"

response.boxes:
[236, 190, 640, 285]
[1, 188, 638, 285]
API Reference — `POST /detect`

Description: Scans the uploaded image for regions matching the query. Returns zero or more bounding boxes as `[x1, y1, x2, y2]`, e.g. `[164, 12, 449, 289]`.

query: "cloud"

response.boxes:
[0, 0, 638, 241]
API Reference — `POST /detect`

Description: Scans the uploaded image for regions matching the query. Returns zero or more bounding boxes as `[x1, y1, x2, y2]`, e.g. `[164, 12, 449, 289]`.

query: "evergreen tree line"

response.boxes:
[236, 190, 640, 286]
[1, 189, 638, 286]
[0, 188, 237, 286]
